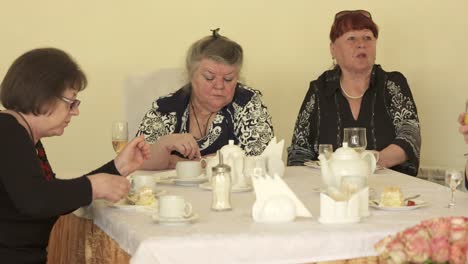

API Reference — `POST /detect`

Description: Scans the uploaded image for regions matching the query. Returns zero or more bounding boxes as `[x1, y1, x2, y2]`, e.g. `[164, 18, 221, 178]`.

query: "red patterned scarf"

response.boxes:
[35, 141, 55, 181]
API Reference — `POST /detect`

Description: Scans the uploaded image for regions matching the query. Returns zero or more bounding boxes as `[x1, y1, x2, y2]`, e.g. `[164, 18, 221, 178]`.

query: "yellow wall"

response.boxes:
[0, 1, 466, 175]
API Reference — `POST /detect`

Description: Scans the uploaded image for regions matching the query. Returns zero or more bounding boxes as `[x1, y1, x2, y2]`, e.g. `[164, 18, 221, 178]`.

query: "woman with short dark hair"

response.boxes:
[0, 47, 150, 263]
[288, 10, 421, 176]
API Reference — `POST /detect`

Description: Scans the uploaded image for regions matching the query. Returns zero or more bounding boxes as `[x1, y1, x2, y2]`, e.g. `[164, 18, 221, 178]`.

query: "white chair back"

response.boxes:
[123, 68, 186, 137]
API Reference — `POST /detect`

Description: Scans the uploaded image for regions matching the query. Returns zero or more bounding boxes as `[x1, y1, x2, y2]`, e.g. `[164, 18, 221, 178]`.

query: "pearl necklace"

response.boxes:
[340, 79, 365, 100]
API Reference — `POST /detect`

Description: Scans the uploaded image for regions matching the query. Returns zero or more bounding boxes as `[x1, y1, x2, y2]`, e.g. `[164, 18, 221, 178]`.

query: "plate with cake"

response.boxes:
[370, 186, 427, 211]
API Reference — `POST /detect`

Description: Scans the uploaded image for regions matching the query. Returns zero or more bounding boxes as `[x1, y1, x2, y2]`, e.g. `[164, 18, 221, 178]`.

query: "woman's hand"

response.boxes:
[458, 112, 468, 144]
[377, 144, 407, 169]
[159, 133, 201, 160]
[114, 135, 151, 176]
[87, 173, 131, 203]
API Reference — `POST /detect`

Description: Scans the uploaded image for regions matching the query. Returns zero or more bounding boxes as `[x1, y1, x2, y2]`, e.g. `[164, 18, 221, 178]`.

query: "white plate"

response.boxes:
[152, 213, 199, 226]
[127, 189, 166, 198]
[110, 199, 157, 211]
[305, 161, 384, 171]
[369, 199, 428, 211]
[198, 182, 253, 192]
[173, 175, 208, 186]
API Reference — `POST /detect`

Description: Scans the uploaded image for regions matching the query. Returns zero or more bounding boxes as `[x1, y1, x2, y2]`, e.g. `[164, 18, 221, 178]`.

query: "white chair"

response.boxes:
[123, 68, 186, 137]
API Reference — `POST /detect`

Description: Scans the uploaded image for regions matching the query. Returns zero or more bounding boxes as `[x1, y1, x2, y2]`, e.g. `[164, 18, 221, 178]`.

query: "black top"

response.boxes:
[288, 65, 421, 176]
[0, 114, 119, 263]
[137, 82, 274, 156]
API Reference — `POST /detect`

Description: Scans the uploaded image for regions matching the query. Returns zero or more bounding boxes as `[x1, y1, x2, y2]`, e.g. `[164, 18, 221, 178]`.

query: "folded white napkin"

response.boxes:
[261, 137, 285, 177]
[252, 174, 312, 219]
[261, 137, 284, 161]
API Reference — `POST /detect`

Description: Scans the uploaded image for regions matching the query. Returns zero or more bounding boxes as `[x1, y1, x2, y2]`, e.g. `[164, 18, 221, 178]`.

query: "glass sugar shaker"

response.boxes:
[211, 152, 232, 211]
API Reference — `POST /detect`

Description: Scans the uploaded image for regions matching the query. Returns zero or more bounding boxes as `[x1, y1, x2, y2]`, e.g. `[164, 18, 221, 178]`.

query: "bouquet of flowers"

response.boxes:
[375, 216, 468, 264]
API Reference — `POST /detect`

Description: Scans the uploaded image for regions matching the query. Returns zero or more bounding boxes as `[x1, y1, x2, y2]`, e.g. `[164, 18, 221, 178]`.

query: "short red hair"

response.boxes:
[329, 11, 379, 43]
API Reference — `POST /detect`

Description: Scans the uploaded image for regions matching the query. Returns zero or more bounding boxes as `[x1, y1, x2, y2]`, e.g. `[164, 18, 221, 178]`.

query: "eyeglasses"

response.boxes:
[58, 96, 81, 111]
[335, 10, 372, 21]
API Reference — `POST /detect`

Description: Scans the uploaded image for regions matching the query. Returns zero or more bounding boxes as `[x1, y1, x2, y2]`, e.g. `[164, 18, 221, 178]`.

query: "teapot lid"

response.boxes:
[333, 143, 360, 160]
[220, 140, 243, 154]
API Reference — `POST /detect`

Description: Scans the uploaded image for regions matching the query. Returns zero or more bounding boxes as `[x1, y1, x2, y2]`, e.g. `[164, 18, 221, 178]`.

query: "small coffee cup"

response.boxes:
[158, 195, 193, 219]
[176, 160, 202, 179]
[131, 175, 157, 193]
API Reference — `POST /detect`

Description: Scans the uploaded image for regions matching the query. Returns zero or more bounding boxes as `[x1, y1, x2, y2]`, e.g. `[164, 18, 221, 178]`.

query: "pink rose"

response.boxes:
[430, 236, 450, 263]
[374, 235, 393, 257]
[423, 217, 450, 239]
[451, 226, 467, 244]
[450, 243, 466, 264]
[386, 237, 408, 263]
[405, 235, 431, 262]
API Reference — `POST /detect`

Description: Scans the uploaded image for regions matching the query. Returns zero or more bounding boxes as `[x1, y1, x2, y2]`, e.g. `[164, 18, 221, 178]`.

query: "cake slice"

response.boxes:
[379, 187, 404, 207]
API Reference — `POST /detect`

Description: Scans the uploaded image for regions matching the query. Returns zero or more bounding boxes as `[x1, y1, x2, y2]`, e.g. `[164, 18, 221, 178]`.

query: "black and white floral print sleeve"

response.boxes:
[287, 85, 318, 166]
[233, 90, 274, 156]
[136, 101, 177, 144]
[385, 73, 421, 174]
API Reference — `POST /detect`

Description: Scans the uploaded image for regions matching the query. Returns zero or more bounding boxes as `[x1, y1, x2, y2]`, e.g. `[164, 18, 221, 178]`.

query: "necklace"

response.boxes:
[340, 79, 365, 100]
[190, 102, 214, 139]
[14, 111, 35, 143]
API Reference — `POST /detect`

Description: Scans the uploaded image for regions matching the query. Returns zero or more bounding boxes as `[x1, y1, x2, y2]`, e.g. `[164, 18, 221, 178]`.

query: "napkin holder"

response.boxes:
[318, 187, 369, 224]
[252, 174, 312, 223]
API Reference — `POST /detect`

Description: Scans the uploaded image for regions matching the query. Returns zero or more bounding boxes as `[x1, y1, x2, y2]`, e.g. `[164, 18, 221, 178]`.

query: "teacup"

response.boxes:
[131, 175, 157, 193]
[175, 161, 202, 179]
[158, 195, 193, 219]
[201, 156, 219, 181]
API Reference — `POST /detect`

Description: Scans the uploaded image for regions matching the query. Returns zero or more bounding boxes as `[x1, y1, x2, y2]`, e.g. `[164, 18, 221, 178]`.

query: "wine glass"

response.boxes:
[318, 144, 333, 159]
[445, 169, 463, 208]
[343, 127, 367, 152]
[112, 121, 128, 154]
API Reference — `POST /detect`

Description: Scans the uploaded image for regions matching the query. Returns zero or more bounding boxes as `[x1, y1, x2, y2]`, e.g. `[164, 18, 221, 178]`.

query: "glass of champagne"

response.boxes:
[343, 127, 367, 152]
[445, 169, 463, 208]
[112, 121, 128, 154]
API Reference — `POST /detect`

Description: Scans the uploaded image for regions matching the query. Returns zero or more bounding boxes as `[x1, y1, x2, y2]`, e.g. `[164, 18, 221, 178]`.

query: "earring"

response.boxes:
[332, 57, 336, 66]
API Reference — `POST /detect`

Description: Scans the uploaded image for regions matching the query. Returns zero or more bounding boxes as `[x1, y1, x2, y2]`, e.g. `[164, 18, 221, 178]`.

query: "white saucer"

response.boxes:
[152, 213, 199, 225]
[173, 175, 208, 186]
[305, 161, 384, 171]
[369, 199, 428, 211]
[199, 182, 253, 192]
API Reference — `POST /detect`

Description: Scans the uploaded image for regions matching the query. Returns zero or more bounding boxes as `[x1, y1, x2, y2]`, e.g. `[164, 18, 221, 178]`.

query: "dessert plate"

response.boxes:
[110, 199, 157, 211]
[369, 199, 428, 211]
[198, 182, 253, 192]
[152, 213, 199, 226]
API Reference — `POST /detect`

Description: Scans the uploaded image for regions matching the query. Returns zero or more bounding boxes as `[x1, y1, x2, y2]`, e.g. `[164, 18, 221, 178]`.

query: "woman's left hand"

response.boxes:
[114, 135, 151, 176]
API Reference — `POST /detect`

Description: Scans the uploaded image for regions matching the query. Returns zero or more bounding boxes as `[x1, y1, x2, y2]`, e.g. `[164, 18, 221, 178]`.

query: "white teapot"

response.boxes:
[318, 143, 376, 189]
[220, 140, 246, 187]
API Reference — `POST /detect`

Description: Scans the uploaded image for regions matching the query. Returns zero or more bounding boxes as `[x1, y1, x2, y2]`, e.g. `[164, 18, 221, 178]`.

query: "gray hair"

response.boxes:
[185, 34, 243, 80]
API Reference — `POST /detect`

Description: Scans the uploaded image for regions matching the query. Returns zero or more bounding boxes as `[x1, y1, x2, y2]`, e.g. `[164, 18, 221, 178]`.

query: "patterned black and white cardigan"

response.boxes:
[137, 82, 274, 157]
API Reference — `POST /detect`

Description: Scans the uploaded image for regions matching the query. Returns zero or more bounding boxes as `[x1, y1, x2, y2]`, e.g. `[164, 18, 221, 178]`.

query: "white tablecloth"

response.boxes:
[90, 167, 468, 264]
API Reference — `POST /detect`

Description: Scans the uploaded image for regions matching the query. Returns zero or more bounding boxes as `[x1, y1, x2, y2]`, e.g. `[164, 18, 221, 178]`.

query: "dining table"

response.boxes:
[47, 166, 468, 264]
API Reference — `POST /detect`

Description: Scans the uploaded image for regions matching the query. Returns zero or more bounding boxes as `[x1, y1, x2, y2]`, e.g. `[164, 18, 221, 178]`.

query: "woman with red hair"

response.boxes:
[288, 10, 421, 176]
